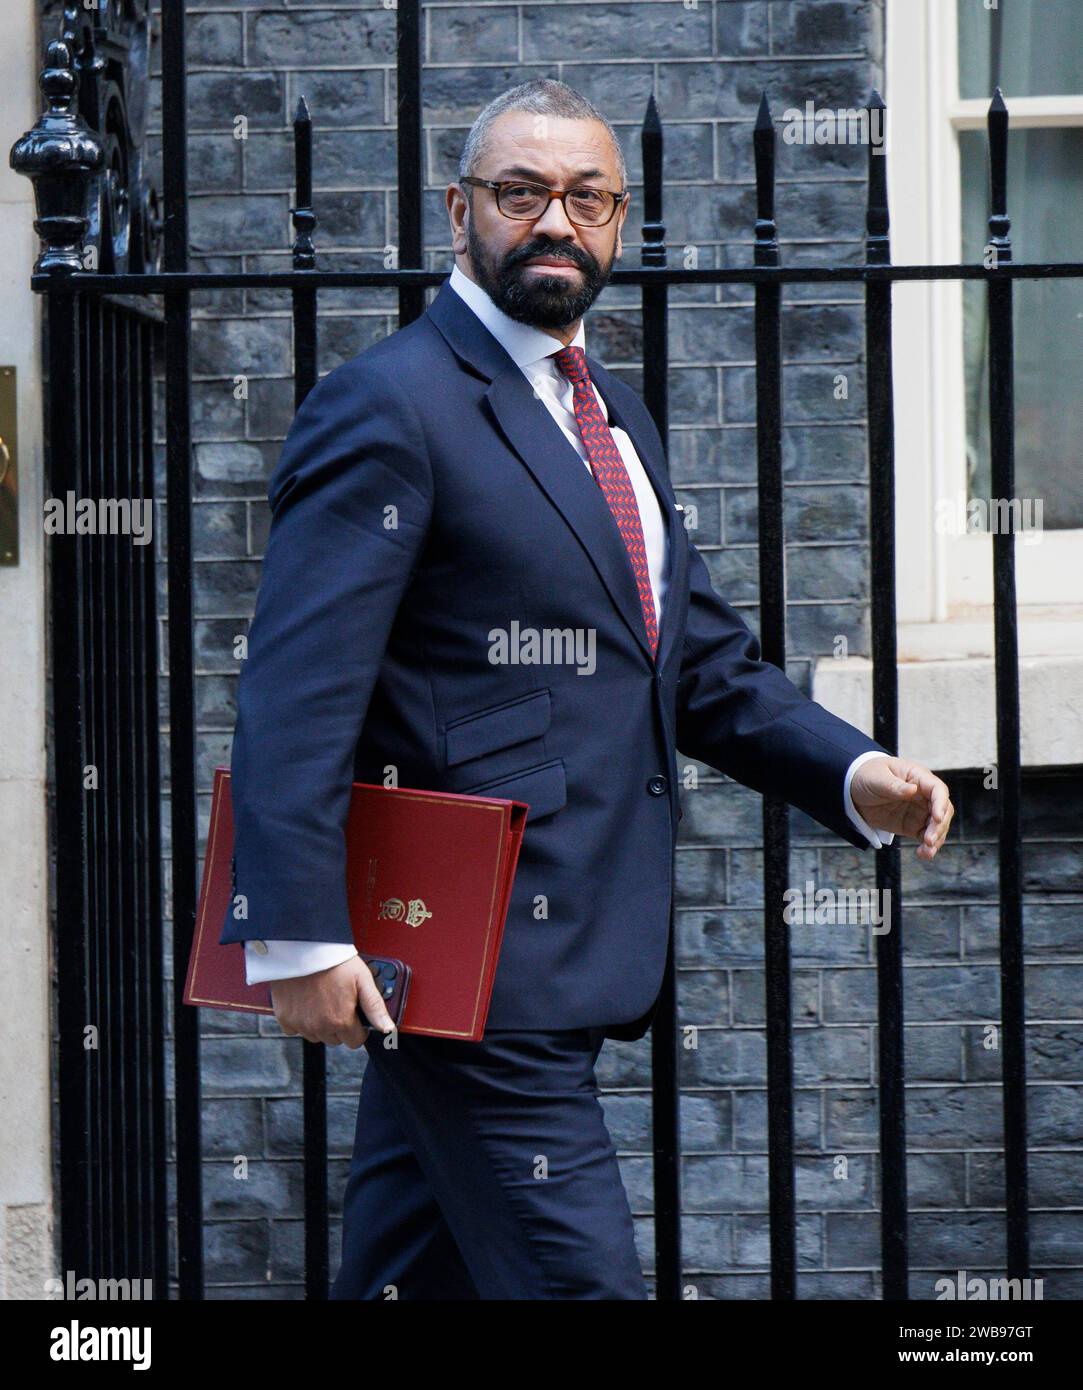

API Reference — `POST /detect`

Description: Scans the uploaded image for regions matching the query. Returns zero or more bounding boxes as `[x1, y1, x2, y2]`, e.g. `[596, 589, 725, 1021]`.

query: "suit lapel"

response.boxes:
[426, 278, 685, 666]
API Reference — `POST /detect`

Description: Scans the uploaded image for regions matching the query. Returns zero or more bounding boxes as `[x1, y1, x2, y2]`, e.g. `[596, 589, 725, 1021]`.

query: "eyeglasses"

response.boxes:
[460, 177, 627, 228]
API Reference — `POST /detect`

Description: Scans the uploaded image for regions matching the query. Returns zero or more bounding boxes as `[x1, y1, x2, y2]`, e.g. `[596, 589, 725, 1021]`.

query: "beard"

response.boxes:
[465, 217, 613, 329]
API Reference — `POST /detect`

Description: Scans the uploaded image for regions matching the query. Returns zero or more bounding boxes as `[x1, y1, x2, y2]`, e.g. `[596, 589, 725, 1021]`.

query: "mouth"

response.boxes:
[523, 258, 583, 276]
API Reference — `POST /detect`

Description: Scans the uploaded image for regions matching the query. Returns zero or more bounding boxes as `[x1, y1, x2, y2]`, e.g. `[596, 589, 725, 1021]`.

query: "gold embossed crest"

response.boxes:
[377, 896, 432, 927]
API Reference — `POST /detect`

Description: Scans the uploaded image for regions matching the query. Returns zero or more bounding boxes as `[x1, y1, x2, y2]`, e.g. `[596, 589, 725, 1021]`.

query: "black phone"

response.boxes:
[359, 954, 411, 1029]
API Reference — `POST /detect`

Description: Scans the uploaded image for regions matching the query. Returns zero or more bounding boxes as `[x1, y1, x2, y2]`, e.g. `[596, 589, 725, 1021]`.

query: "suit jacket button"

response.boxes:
[250, 940, 269, 956]
[647, 775, 668, 796]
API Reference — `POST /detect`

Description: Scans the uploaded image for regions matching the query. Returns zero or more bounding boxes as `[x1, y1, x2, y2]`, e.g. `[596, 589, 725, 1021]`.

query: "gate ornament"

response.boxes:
[9, 1, 160, 276]
[9, 40, 103, 275]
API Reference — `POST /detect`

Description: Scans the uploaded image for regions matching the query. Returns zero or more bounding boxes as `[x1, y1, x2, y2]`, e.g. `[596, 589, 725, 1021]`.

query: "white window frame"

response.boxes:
[886, 0, 1083, 625]
[811, 0, 1083, 769]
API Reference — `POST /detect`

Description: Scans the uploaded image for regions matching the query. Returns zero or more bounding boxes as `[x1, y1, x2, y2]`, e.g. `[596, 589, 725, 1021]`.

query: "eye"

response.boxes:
[566, 189, 610, 223]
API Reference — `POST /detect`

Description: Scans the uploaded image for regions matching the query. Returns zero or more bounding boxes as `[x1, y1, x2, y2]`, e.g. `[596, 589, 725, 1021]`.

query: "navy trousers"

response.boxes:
[329, 1026, 648, 1300]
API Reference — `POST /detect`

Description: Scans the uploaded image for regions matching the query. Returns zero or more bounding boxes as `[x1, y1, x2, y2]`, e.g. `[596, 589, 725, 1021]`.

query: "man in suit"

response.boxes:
[221, 78, 954, 1299]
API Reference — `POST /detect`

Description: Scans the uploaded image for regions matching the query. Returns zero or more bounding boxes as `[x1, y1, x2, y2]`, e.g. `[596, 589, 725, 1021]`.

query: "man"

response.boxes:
[221, 79, 953, 1300]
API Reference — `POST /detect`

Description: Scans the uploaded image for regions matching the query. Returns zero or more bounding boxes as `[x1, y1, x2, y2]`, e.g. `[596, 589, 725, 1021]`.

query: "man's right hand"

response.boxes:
[268, 956, 395, 1049]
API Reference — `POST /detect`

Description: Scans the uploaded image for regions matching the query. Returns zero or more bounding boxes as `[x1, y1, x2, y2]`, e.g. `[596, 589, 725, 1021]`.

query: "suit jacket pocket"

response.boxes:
[458, 757, 566, 823]
[444, 688, 551, 767]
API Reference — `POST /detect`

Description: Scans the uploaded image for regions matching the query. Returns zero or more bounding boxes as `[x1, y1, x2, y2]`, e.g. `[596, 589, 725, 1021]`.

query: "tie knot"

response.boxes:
[552, 344, 590, 385]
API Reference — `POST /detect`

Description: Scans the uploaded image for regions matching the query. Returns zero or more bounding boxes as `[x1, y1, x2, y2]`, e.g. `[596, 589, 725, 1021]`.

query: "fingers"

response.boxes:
[889, 763, 954, 859]
[356, 967, 396, 1037]
[271, 960, 382, 1048]
[265, 956, 400, 1049]
[276, 1015, 368, 1048]
[922, 799, 953, 855]
[930, 779, 951, 823]
[923, 780, 952, 836]
[337, 1009, 370, 1051]
[327, 972, 374, 1049]
[916, 776, 954, 860]
[910, 763, 942, 803]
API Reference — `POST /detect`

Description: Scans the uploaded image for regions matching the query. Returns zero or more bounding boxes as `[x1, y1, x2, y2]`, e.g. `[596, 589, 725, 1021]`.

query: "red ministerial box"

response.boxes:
[184, 766, 528, 1041]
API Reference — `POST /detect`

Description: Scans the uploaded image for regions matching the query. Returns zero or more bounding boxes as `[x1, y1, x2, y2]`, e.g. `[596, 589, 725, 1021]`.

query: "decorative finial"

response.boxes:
[9, 39, 104, 274]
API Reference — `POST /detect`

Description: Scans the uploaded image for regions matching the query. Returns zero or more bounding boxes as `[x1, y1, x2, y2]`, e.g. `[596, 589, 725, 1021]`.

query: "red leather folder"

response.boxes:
[183, 766, 528, 1041]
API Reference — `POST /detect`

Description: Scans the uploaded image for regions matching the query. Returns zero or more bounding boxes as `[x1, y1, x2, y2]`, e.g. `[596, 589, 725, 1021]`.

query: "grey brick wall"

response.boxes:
[44, 0, 1077, 1298]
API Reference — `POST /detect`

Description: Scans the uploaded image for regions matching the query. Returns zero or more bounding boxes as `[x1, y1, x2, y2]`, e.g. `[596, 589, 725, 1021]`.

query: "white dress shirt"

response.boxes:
[244, 262, 891, 986]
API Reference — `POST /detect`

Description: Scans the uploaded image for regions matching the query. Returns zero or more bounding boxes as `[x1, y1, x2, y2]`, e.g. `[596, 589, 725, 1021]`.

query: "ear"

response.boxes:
[614, 193, 630, 259]
[447, 184, 469, 254]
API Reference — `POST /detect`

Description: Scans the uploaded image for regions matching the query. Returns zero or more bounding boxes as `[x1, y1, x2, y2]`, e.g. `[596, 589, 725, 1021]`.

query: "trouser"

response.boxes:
[328, 1025, 649, 1300]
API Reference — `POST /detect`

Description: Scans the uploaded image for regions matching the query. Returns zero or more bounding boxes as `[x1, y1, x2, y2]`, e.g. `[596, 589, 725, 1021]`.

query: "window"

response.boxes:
[958, 0, 1083, 532]
[811, 0, 1083, 770]
[886, 0, 1083, 619]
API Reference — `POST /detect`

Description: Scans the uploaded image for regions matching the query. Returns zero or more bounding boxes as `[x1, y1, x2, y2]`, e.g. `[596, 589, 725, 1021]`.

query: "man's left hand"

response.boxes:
[851, 756, 954, 861]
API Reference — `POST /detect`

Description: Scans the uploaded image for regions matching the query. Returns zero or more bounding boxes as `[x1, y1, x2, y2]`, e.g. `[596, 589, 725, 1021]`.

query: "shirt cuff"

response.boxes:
[244, 939, 359, 986]
[843, 751, 897, 849]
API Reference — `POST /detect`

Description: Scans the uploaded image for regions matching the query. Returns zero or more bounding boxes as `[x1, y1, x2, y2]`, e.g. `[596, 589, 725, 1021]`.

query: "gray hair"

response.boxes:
[457, 79, 627, 194]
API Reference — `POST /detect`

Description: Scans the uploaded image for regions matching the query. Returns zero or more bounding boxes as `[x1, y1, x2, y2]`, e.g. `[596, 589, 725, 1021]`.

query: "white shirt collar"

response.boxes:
[447, 261, 585, 371]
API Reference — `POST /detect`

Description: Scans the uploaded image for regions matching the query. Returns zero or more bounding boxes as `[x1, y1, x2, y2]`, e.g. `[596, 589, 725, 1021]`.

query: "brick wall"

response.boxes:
[42, 0, 1080, 1298]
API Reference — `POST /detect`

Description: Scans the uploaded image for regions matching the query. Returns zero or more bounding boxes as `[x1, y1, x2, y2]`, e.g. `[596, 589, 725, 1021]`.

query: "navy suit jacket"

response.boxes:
[221, 277, 889, 1040]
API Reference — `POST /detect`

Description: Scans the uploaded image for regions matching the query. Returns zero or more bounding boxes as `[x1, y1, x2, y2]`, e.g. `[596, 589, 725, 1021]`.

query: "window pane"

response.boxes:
[960, 127, 1083, 529]
[958, 0, 1083, 99]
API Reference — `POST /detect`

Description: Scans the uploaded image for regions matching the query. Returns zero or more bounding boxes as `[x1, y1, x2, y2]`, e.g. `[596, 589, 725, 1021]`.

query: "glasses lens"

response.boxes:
[498, 183, 549, 218]
[496, 183, 613, 225]
[566, 190, 609, 225]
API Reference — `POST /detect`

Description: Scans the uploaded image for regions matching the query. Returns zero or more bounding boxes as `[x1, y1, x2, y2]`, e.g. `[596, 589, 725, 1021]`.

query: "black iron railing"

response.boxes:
[13, 0, 1071, 1300]
[13, 0, 168, 1294]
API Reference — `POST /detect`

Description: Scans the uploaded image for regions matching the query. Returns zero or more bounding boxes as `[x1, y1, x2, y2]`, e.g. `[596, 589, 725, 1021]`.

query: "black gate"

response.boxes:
[13, 0, 1079, 1300]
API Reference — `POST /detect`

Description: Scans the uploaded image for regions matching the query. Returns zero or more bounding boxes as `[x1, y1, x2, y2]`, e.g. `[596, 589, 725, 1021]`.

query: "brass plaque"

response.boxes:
[0, 367, 16, 565]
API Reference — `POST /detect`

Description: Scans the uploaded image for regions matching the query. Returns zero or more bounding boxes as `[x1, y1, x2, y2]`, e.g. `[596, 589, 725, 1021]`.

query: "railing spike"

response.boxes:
[987, 89, 1011, 263]
[292, 92, 315, 269]
[866, 93, 890, 265]
[753, 93, 777, 268]
[641, 90, 665, 267]
[643, 90, 661, 135]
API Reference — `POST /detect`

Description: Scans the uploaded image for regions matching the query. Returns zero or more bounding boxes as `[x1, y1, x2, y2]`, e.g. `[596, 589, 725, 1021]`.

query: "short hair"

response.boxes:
[457, 78, 627, 194]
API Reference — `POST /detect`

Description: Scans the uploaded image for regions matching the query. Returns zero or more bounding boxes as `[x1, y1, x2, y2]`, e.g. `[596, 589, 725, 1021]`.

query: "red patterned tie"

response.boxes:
[552, 345, 659, 658]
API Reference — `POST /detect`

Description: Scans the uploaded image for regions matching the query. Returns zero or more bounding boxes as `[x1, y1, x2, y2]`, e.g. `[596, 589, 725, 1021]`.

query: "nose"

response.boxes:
[531, 193, 578, 241]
